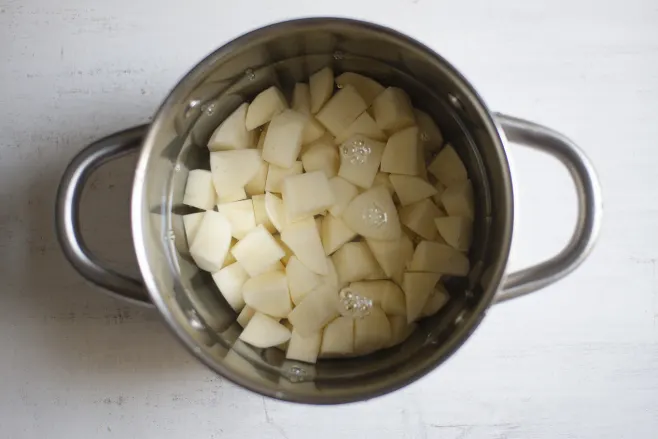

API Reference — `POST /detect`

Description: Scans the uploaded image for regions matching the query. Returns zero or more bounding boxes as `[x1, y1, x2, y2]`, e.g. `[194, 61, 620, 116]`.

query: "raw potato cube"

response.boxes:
[414, 109, 444, 152]
[408, 241, 470, 276]
[372, 87, 415, 133]
[208, 102, 254, 151]
[223, 238, 238, 268]
[373, 172, 395, 196]
[265, 161, 303, 193]
[287, 284, 340, 336]
[321, 214, 357, 255]
[292, 82, 311, 114]
[402, 272, 441, 323]
[217, 199, 256, 240]
[328, 176, 358, 217]
[399, 199, 444, 240]
[237, 305, 256, 327]
[212, 262, 249, 312]
[210, 149, 262, 195]
[183, 212, 204, 244]
[366, 264, 387, 280]
[428, 144, 468, 186]
[386, 316, 416, 348]
[337, 135, 385, 189]
[281, 218, 328, 275]
[184, 170, 216, 210]
[274, 234, 294, 265]
[189, 211, 233, 272]
[335, 72, 385, 105]
[389, 174, 438, 206]
[302, 117, 326, 145]
[334, 111, 386, 144]
[309, 67, 333, 114]
[332, 242, 381, 284]
[354, 307, 391, 354]
[256, 124, 268, 149]
[231, 225, 285, 277]
[252, 194, 276, 233]
[435, 216, 472, 251]
[286, 256, 321, 305]
[366, 233, 414, 285]
[242, 271, 292, 318]
[432, 181, 446, 207]
[381, 127, 420, 176]
[442, 180, 474, 220]
[420, 284, 449, 318]
[245, 86, 287, 130]
[348, 280, 406, 316]
[322, 256, 345, 290]
[245, 161, 268, 196]
[301, 141, 339, 179]
[262, 110, 307, 169]
[239, 312, 291, 348]
[286, 330, 322, 364]
[216, 187, 247, 204]
[281, 171, 335, 222]
[342, 186, 401, 241]
[267, 260, 285, 272]
[320, 316, 354, 357]
[264, 192, 288, 233]
[316, 85, 368, 137]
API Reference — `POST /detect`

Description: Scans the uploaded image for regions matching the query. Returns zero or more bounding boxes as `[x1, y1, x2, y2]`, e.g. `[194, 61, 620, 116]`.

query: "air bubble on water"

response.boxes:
[338, 288, 373, 318]
[203, 103, 216, 116]
[420, 132, 430, 142]
[174, 164, 181, 172]
[362, 203, 388, 229]
[244, 68, 256, 80]
[340, 138, 371, 165]
[166, 230, 175, 242]
[184, 99, 201, 118]
[287, 366, 307, 383]
[336, 82, 344, 89]
[333, 51, 344, 60]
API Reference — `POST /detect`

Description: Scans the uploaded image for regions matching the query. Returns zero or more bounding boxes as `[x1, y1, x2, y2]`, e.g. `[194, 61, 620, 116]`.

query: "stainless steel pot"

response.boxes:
[55, 18, 602, 404]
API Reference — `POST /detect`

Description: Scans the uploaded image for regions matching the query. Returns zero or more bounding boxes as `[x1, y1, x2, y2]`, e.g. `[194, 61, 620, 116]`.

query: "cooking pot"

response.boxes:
[55, 18, 602, 404]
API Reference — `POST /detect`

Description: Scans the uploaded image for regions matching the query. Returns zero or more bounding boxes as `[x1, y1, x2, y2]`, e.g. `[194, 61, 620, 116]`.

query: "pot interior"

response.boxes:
[134, 18, 513, 403]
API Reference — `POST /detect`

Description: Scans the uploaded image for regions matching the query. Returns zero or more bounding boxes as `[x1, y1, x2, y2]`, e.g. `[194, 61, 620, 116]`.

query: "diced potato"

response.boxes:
[281, 171, 335, 222]
[188, 211, 233, 273]
[408, 241, 470, 276]
[245, 86, 287, 130]
[264, 192, 288, 233]
[428, 144, 467, 186]
[309, 67, 333, 114]
[217, 199, 256, 240]
[337, 135, 385, 189]
[435, 216, 472, 251]
[335, 72, 385, 105]
[389, 174, 438, 206]
[328, 176, 359, 217]
[335, 112, 386, 144]
[320, 316, 354, 357]
[414, 109, 444, 152]
[184, 169, 216, 210]
[286, 256, 321, 305]
[208, 103, 255, 151]
[348, 280, 406, 316]
[332, 242, 381, 284]
[216, 187, 248, 204]
[256, 124, 268, 149]
[354, 307, 391, 354]
[366, 264, 387, 280]
[239, 312, 291, 348]
[262, 110, 307, 169]
[265, 161, 303, 193]
[245, 160, 268, 196]
[210, 149, 262, 196]
[316, 85, 368, 137]
[237, 305, 256, 328]
[402, 272, 441, 323]
[301, 140, 339, 179]
[292, 82, 311, 114]
[302, 117, 326, 145]
[372, 87, 415, 133]
[281, 218, 328, 275]
[322, 256, 345, 290]
[442, 180, 474, 220]
[287, 284, 340, 336]
[373, 172, 395, 196]
[321, 214, 357, 255]
[366, 233, 414, 285]
[381, 127, 420, 176]
[242, 271, 292, 318]
[274, 234, 294, 265]
[432, 181, 446, 207]
[231, 225, 285, 277]
[212, 262, 249, 312]
[223, 238, 238, 268]
[342, 186, 401, 241]
[399, 199, 444, 240]
[183, 212, 204, 244]
[386, 315, 416, 348]
[251, 194, 276, 233]
[286, 330, 322, 364]
[420, 284, 449, 317]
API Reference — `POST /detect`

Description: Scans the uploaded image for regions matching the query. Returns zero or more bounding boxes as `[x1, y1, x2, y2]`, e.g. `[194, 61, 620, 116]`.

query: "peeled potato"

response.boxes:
[365, 233, 414, 285]
[265, 161, 303, 193]
[348, 280, 406, 316]
[239, 312, 291, 348]
[337, 135, 385, 189]
[332, 242, 381, 284]
[442, 180, 474, 220]
[237, 305, 256, 328]
[231, 225, 285, 277]
[428, 144, 467, 186]
[264, 192, 288, 233]
[342, 186, 401, 241]
[301, 140, 339, 179]
[242, 271, 292, 318]
[189, 211, 233, 272]
[309, 67, 333, 114]
[403, 272, 441, 323]
[302, 116, 326, 145]
[184, 169, 216, 210]
[216, 187, 248, 205]
[292, 82, 311, 114]
[262, 110, 307, 169]
[287, 284, 340, 336]
[371, 87, 415, 132]
[420, 285, 450, 318]
[245, 86, 287, 130]
[281, 171, 335, 222]
[183, 212, 204, 244]
[208, 102, 254, 151]
[287, 256, 321, 305]
[281, 218, 328, 275]
[321, 214, 358, 255]
[217, 199, 256, 240]
[335, 72, 385, 105]
[286, 330, 322, 364]
[408, 241, 470, 276]
[210, 149, 262, 196]
[389, 174, 438, 206]
[316, 84, 368, 137]
[414, 109, 444, 152]
[212, 262, 249, 312]
[245, 160, 268, 196]
[320, 316, 354, 357]
[354, 307, 391, 354]
[380, 126, 420, 176]
[251, 194, 276, 233]
[334, 112, 386, 144]
[435, 216, 472, 251]
[399, 198, 444, 241]
[328, 176, 359, 217]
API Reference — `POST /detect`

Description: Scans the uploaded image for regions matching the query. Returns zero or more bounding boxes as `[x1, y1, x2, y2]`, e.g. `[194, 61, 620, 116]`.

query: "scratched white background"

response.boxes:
[1, 0, 657, 437]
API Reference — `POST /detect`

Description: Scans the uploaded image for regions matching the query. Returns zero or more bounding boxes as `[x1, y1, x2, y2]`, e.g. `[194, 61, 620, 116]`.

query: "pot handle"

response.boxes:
[493, 114, 602, 303]
[55, 125, 152, 305]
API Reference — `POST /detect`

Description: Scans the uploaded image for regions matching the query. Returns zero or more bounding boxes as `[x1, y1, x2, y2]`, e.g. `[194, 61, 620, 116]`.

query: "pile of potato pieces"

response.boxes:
[181, 68, 474, 364]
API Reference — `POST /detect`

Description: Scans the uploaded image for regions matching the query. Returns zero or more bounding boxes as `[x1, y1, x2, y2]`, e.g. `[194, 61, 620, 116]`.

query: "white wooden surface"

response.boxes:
[1, 0, 657, 437]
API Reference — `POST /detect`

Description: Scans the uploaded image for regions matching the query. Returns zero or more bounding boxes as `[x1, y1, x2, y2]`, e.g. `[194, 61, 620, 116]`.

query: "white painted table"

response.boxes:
[1, 1, 657, 437]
